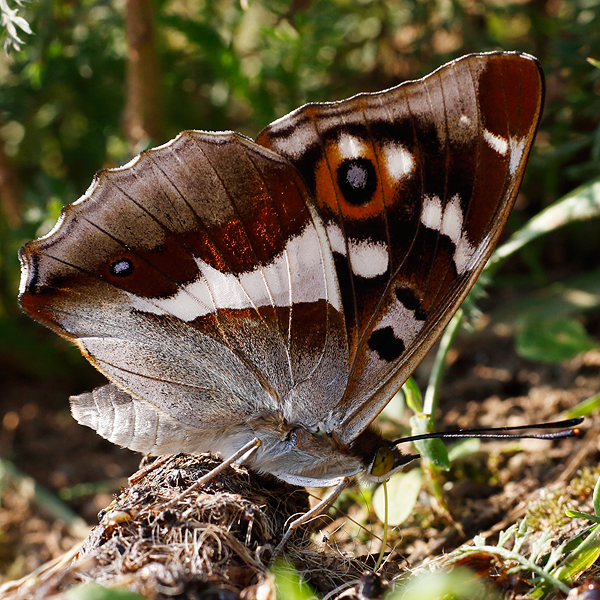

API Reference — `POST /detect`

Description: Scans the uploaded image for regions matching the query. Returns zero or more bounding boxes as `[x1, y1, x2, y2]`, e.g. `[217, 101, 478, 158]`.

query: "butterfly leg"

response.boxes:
[273, 476, 351, 558]
[163, 437, 262, 508]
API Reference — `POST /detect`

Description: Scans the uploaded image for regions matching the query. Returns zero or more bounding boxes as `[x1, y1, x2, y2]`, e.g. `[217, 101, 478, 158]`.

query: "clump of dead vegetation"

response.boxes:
[0, 454, 375, 599]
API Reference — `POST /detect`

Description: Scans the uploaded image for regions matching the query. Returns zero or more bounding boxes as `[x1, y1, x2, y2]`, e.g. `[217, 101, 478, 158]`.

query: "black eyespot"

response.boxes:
[368, 326, 405, 362]
[337, 157, 377, 206]
[110, 258, 134, 277]
[395, 286, 427, 321]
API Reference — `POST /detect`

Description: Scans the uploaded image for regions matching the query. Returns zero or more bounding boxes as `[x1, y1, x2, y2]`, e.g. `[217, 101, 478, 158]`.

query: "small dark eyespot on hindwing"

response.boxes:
[110, 258, 134, 277]
[337, 157, 377, 206]
[368, 326, 405, 362]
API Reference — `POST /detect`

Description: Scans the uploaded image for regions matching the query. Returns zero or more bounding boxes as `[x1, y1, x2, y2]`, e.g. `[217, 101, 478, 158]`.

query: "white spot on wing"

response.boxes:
[18, 262, 31, 295]
[484, 129, 508, 156]
[421, 195, 443, 230]
[384, 143, 414, 181]
[453, 233, 475, 275]
[338, 133, 366, 159]
[440, 194, 463, 245]
[421, 194, 479, 275]
[269, 121, 318, 160]
[460, 114, 471, 126]
[509, 137, 526, 175]
[349, 238, 388, 278]
[286, 225, 331, 306]
[326, 223, 347, 256]
[261, 254, 291, 310]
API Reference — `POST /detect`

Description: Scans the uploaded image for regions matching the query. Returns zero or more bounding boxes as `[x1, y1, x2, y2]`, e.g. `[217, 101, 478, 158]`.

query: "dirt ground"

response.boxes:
[0, 289, 599, 598]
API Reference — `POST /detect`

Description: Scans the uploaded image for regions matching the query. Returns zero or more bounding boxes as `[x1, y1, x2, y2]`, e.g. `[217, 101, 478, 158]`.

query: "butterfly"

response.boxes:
[19, 52, 554, 547]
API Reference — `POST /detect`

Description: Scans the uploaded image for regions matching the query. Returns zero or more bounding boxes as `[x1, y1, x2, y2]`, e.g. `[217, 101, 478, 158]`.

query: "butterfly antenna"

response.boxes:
[392, 417, 584, 447]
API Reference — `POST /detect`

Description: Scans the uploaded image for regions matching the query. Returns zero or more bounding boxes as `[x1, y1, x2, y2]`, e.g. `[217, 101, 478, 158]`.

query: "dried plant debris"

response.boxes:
[3, 457, 600, 599]
[0, 454, 372, 600]
[0, 409, 598, 598]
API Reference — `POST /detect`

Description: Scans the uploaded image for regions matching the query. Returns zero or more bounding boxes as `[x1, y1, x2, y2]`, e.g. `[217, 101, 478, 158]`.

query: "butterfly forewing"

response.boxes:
[257, 53, 543, 441]
[19, 132, 349, 452]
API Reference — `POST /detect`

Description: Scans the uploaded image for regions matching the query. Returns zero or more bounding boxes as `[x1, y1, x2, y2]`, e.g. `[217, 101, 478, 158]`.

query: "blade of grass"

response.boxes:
[0, 458, 89, 538]
[485, 176, 600, 276]
[565, 392, 600, 419]
[544, 524, 600, 592]
[423, 307, 464, 418]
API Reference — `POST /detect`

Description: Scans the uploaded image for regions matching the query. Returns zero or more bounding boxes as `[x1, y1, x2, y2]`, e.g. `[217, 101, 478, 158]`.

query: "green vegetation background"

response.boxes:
[0, 0, 599, 410]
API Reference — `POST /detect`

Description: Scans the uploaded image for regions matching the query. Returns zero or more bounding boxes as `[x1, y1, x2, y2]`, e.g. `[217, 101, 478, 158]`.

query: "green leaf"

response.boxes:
[587, 57, 600, 69]
[565, 509, 600, 524]
[594, 476, 600, 518]
[271, 561, 316, 600]
[565, 392, 600, 419]
[486, 176, 600, 275]
[516, 316, 598, 363]
[448, 438, 481, 462]
[402, 377, 423, 414]
[389, 567, 492, 600]
[492, 267, 600, 326]
[373, 468, 422, 526]
[551, 524, 600, 585]
[415, 438, 451, 471]
[409, 415, 451, 470]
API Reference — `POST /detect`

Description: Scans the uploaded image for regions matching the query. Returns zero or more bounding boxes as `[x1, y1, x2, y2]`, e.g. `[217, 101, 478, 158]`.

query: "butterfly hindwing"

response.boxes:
[257, 52, 543, 441]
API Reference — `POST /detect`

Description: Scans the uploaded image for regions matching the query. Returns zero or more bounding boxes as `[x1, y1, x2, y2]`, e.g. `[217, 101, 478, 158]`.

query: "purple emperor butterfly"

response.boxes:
[20, 52, 557, 532]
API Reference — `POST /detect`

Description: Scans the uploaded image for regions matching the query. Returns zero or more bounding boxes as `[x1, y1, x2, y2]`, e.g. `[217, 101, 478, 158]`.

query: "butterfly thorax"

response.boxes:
[245, 411, 412, 487]
[240, 411, 358, 486]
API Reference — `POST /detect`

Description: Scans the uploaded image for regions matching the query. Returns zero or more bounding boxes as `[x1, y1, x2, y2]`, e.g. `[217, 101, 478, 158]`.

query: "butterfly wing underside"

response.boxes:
[18, 132, 348, 455]
[257, 52, 544, 442]
[19, 52, 543, 466]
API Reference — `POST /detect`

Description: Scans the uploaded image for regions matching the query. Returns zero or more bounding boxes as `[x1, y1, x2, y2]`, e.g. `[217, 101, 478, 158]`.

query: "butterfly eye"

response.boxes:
[110, 258, 134, 277]
[337, 157, 377, 206]
[370, 446, 394, 478]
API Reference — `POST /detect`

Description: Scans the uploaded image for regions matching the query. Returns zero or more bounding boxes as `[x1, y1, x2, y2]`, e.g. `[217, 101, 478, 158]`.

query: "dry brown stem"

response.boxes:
[124, 0, 164, 152]
[0, 129, 22, 226]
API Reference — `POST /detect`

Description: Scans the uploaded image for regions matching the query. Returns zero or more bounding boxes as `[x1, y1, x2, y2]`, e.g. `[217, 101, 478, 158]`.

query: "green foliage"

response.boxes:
[451, 520, 573, 596]
[566, 392, 600, 419]
[390, 567, 498, 599]
[528, 475, 600, 596]
[372, 467, 422, 526]
[516, 314, 599, 363]
[445, 480, 600, 600]
[410, 414, 451, 471]
[66, 582, 146, 600]
[271, 561, 317, 600]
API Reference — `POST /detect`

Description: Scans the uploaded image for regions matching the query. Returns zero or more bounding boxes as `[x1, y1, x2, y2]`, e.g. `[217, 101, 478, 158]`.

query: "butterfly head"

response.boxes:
[347, 427, 419, 484]
[365, 443, 419, 483]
